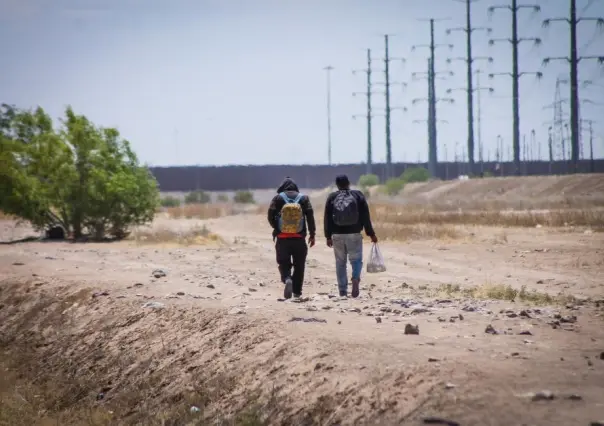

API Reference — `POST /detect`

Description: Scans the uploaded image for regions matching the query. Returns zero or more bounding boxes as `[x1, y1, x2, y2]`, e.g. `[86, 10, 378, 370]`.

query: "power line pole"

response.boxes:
[446, 0, 493, 176]
[488, 0, 542, 177]
[412, 18, 454, 177]
[447, 68, 494, 174]
[542, 0, 604, 173]
[377, 35, 406, 179]
[547, 126, 554, 174]
[323, 65, 334, 165]
[352, 49, 375, 175]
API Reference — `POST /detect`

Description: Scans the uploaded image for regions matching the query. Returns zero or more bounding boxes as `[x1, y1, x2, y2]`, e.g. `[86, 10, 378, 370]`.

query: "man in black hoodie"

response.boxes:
[324, 174, 377, 298]
[268, 177, 316, 299]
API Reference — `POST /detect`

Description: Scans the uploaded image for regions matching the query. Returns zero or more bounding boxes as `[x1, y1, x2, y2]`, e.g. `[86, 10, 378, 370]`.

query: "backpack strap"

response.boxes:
[279, 192, 293, 203]
[293, 193, 303, 204]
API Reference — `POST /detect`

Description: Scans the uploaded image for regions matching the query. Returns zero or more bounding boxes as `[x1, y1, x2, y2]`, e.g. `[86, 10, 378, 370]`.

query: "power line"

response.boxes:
[542, 0, 604, 173]
[446, 0, 493, 175]
[487, 0, 542, 176]
[352, 49, 376, 174]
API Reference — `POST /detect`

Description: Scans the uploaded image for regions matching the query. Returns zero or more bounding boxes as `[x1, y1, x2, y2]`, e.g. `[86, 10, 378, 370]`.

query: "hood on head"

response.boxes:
[277, 177, 300, 193]
[335, 174, 350, 190]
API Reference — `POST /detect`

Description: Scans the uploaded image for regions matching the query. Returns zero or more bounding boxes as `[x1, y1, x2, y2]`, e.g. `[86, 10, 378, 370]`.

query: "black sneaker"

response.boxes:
[339, 290, 348, 297]
[284, 277, 293, 299]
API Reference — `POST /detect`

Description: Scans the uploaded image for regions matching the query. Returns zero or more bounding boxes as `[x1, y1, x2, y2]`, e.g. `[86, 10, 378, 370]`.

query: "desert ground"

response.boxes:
[1, 175, 604, 426]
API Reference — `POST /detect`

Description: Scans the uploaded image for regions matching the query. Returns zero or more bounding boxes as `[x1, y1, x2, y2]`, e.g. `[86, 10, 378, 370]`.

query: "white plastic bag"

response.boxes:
[366, 243, 386, 273]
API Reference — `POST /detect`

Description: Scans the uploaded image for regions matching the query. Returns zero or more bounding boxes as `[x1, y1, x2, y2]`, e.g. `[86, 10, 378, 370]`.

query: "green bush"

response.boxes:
[0, 104, 159, 240]
[184, 190, 211, 204]
[233, 190, 255, 204]
[160, 196, 181, 208]
[384, 178, 405, 196]
[216, 193, 229, 202]
[358, 174, 380, 188]
[400, 167, 430, 183]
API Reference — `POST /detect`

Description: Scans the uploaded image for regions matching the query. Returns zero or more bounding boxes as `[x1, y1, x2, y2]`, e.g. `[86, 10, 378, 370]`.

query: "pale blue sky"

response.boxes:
[1, 0, 603, 166]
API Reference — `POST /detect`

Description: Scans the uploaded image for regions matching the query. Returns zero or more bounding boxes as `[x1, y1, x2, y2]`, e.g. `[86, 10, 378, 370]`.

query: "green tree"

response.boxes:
[0, 105, 159, 240]
[401, 167, 430, 183]
[184, 190, 211, 204]
[160, 196, 181, 208]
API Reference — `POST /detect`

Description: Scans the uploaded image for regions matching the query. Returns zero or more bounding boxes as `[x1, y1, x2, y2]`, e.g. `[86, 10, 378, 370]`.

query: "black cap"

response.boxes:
[335, 174, 350, 189]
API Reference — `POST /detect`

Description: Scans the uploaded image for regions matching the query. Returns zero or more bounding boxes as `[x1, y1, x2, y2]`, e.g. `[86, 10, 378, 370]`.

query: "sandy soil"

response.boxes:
[1, 215, 604, 425]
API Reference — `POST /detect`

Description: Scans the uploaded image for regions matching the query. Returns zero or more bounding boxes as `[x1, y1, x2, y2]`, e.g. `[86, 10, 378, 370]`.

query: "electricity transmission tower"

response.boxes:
[411, 18, 454, 177]
[447, 68, 494, 173]
[487, 0, 542, 176]
[542, 0, 604, 173]
[378, 35, 407, 179]
[352, 49, 375, 174]
[446, 0, 493, 175]
[581, 118, 596, 172]
[323, 66, 334, 165]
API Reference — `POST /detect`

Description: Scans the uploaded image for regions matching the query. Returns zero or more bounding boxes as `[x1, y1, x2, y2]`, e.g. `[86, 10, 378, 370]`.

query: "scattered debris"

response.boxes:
[375, 317, 382, 324]
[444, 383, 456, 389]
[190, 406, 201, 414]
[142, 301, 165, 309]
[404, 324, 420, 335]
[289, 317, 327, 324]
[518, 330, 533, 335]
[92, 291, 110, 298]
[176, 291, 185, 296]
[422, 417, 460, 426]
[485, 324, 498, 335]
[428, 357, 439, 362]
[152, 269, 167, 278]
[206, 284, 215, 289]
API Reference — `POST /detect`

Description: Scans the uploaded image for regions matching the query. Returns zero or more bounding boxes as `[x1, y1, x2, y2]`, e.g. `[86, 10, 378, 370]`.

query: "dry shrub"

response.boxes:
[129, 224, 222, 245]
[434, 283, 577, 306]
[0, 211, 13, 220]
[374, 223, 464, 241]
[370, 203, 604, 229]
[165, 203, 234, 220]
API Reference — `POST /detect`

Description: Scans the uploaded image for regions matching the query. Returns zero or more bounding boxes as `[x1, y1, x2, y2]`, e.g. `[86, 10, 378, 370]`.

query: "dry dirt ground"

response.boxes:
[1, 211, 604, 425]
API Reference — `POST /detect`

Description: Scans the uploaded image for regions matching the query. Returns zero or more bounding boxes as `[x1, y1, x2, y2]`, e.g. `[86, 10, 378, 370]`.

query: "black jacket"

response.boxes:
[268, 178, 316, 239]
[324, 189, 375, 239]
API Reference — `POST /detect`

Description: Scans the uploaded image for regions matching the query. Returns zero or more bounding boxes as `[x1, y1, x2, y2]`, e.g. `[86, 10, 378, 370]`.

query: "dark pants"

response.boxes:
[275, 237, 308, 296]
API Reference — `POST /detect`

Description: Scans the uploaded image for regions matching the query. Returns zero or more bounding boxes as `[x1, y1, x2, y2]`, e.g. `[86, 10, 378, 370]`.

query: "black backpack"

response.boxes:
[332, 190, 359, 226]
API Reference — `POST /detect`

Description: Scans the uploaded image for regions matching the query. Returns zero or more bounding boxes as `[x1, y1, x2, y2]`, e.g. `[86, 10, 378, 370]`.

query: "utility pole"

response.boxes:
[446, 0, 493, 175]
[412, 18, 454, 177]
[547, 126, 554, 174]
[488, 0, 542, 176]
[447, 68, 494, 174]
[323, 65, 334, 165]
[542, 0, 604, 173]
[376, 35, 406, 179]
[352, 50, 374, 174]
[411, 62, 455, 175]
[581, 119, 597, 173]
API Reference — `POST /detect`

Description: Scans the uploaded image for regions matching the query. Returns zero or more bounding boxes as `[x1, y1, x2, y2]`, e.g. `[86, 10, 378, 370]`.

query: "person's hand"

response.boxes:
[308, 236, 315, 247]
[370, 234, 378, 244]
[326, 238, 333, 248]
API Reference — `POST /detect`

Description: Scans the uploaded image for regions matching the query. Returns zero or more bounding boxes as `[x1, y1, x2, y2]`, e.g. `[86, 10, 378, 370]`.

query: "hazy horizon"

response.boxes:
[2, 0, 603, 167]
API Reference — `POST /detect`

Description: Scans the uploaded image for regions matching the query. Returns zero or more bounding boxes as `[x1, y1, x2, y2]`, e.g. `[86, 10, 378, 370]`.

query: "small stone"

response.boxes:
[176, 292, 185, 296]
[518, 330, 533, 335]
[206, 284, 215, 289]
[438, 316, 447, 322]
[566, 394, 582, 401]
[519, 310, 532, 318]
[422, 417, 460, 426]
[530, 390, 555, 401]
[428, 357, 439, 362]
[375, 317, 382, 324]
[134, 283, 144, 287]
[589, 422, 604, 426]
[404, 324, 420, 335]
[599, 352, 604, 360]
[445, 383, 456, 389]
[458, 314, 464, 321]
[248, 288, 257, 292]
[152, 269, 166, 278]
[485, 324, 498, 335]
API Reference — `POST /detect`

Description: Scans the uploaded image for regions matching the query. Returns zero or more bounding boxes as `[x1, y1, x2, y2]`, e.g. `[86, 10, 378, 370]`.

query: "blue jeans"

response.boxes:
[332, 233, 363, 294]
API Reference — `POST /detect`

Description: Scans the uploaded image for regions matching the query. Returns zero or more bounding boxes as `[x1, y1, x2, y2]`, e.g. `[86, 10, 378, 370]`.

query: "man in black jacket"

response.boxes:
[268, 177, 316, 299]
[324, 174, 377, 298]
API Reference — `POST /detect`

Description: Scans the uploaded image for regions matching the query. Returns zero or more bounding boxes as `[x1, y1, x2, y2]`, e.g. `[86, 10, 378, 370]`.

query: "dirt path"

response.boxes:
[1, 216, 604, 425]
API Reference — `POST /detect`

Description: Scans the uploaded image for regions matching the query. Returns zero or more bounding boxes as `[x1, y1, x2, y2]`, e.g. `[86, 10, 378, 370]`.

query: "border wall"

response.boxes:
[150, 160, 604, 192]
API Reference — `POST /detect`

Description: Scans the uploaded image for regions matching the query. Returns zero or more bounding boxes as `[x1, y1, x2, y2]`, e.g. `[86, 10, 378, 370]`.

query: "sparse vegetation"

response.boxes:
[432, 283, 577, 306]
[216, 193, 229, 202]
[165, 203, 234, 219]
[400, 166, 430, 183]
[184, 190, 211, 204]
[160, 196, 181, 208]
[233, 190, 255, 204]
[383, 178, 405, 196]
[130, 224, 221, 245]
[358, 173, 380, 188]
[0, 104, 159, 240]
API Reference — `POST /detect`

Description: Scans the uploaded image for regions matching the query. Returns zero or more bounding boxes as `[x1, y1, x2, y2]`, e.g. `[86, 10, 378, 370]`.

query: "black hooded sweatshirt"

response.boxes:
[267, 178, 316, 239]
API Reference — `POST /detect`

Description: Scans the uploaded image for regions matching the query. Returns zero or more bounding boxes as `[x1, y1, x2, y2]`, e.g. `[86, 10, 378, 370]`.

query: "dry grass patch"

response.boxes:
[374, 223, 465, 242]
[434, 283, 577, 306]
[129, 224, 222, 246]
[371, 204, 604, 229]
[165, 203, 234, 220]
